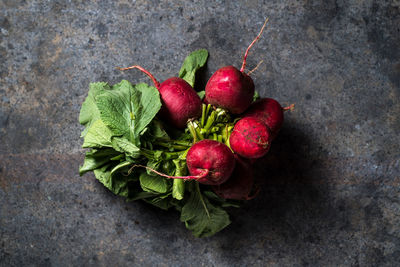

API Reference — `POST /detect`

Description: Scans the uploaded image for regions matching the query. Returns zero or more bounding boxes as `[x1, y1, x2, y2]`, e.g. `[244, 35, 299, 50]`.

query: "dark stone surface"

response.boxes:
[1, 1, 399, 266]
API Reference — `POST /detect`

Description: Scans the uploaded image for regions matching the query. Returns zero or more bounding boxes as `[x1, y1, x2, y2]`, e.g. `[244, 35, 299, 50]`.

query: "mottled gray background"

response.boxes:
[1, 0, 399, 266]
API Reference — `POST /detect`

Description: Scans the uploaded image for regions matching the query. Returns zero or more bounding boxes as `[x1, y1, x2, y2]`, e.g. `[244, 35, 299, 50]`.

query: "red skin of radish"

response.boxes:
[158, 77, 202, 128]
[212, 155, 255, 200]
[244, 98, 284, 139]
[229, 117, 271, 159]
[204, 18, 268, 114]
[117, 66, 201, 129]
[186, 139, 236, 185]
[205, 66, 255, 114]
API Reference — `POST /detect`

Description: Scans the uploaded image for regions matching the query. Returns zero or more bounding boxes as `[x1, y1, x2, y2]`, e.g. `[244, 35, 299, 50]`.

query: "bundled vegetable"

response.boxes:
[79, 20, 293, 237]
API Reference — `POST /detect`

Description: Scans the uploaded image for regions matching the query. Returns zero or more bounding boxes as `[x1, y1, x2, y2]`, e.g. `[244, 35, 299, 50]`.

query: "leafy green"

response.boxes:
[139, 172, 170, 194]
[172, 158, 186, 200]
[143, 194, 173, 210]
[79, 82, 111, 137]
[96, 81, 161, 145]
[197, 90, 205, 100]
[79, 148, 121, 175]
[146, 120, 170, 140]
[82, 119, 114, 148]
[111, 137, 141, 158]
[179, 49, 208, 87]
[110, 161, 132, 176]
[253, 90, 260, 102]
[93, 164, 133, 197]
[180, 182, 231, 237]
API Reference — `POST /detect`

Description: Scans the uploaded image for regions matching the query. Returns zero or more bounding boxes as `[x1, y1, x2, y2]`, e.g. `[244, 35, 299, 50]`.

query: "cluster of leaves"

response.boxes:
[79, 49, 239, 237]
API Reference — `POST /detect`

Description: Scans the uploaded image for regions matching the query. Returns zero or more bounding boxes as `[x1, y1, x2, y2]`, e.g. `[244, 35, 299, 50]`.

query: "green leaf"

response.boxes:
[110, 161, 132, 176]
[253, 91, 260, 102]
[93, 164, 132, 197]
[147, 119, 170, 140]
[128, 191, 160, 201]
[82, 119, 114, 148]
[180, 182, 231, 237]
[172, 179, 185, 200]
[197, 90, 205, 100]
[139, 172, 169, 194]
[96, 80, 136, 141]
[79, 82, 111, 137]
[143, 195, 173, 210]
[179, 49, 208, 87]
[134, 83, 162, 139]
[172, 159, 186, 200]
[79, 148, 120, 175]
[111, 136, 141, 158]
[96, 81, 161, 145]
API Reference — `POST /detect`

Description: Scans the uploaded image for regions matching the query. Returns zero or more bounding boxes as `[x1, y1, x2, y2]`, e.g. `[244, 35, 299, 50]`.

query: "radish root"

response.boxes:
[240, 17, 269, 73]
[128, 164, 209, 180]
[247, 60, 264, 75]
[117, 65, 161, 89]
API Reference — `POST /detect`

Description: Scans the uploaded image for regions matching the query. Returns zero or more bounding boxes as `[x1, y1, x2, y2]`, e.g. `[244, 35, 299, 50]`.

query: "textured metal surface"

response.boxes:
[1, 1, 399, 266]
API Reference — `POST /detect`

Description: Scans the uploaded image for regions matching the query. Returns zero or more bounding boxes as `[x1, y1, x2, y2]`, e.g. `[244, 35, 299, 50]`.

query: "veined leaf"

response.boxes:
[111, 136, 141, 158]
[82, 119, 114, 148]
[96, 81, 161, 145]
[79, 82, 111, 137]
[79, 148, 120, 176]
[179, 49, 208, 87]
[180, 182, 231, 237]
[139, 172, 169, 194]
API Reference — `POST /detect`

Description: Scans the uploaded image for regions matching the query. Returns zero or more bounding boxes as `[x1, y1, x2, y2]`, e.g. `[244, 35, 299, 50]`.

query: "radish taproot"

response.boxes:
[229, 117, 271, 159]
[212, 155, 257, 200]
[118, 65, 202, 128]
[244, 98, 293, 139]
[204, 18, 268, 114]
[186, 139, 235, 185]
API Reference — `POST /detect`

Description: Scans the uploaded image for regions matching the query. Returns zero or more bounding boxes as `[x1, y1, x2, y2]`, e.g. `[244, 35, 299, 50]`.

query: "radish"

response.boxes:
[229, 117, 271, 159]
[186, 139, 235, 185]
[244, 98, 293, 139]
[212, 155, 257, 200]
[205, 18, 268, 114]
[118, 65, 202, 128]
[131, 140, 235, 185]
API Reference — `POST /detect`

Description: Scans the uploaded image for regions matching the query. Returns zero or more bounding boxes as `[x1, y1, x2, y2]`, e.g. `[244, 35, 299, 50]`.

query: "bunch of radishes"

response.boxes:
[119, 19, 292, 201]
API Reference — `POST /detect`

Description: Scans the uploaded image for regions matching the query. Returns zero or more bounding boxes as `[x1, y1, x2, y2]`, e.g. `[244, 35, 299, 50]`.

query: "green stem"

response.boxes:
[195, 126, 204, 140]
[156, 142, 190, 150]
[201, 104, 207, 127]
[206, 104, 212, 118]
[204, 110, 216, 132]
[110, 154, 125, 161]
[157, 139, 192, 146]
[195, 181, 210, 218]
[187, 122, 198, 143]
[140, 149, 183, 160]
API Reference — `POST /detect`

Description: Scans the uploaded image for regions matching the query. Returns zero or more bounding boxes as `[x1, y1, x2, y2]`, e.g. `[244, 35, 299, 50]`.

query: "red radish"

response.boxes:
[205, 66, 255, 114]
[132, 140, 235, 185]
[229, 117, 271, 159]
[186, 139, 235, 185]
[205, 18, 268, 114]
[212, 155, 257, 200]
[244, 98, 291, 139]
[118, 65, 202, 128]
